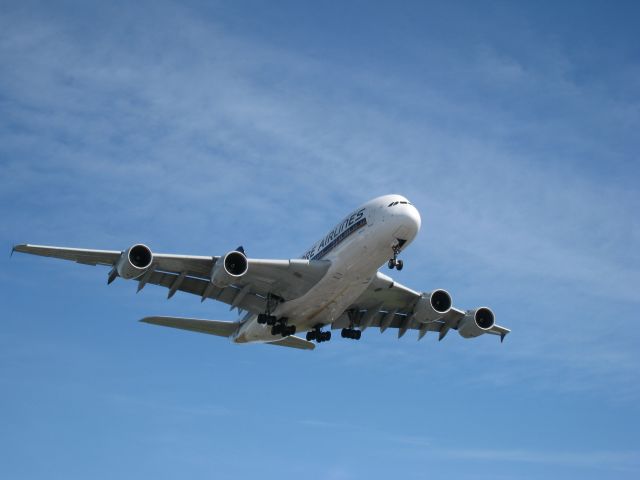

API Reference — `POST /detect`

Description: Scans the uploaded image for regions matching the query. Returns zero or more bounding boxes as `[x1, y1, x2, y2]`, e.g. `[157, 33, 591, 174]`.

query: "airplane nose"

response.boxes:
[406, 204, 421, 236]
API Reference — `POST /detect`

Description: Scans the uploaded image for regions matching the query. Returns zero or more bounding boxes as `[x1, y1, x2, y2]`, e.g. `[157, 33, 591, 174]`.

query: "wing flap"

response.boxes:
[140, 271, 267, 313]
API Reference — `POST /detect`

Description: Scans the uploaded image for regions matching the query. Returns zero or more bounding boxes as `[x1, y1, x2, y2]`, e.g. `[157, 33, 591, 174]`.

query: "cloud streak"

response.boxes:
[1, 0, 639, 406]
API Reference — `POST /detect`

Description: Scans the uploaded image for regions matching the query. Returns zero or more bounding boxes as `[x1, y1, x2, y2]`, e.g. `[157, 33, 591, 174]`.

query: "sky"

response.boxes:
[1, 0, 639, 478]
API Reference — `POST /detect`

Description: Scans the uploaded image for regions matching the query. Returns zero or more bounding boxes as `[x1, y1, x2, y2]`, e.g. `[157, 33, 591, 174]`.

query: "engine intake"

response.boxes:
[458, 307, 495, 338]
[116, 244, 153, 279]
[210, 250, 249, 287]
[413, 289, 452, 322]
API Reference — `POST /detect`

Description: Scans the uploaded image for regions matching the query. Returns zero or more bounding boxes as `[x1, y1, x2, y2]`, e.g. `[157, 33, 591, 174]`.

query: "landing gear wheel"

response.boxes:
[310, 325, 331, 343]
[271, 325, 282, 335]
[257, 314, 267, 324]
[341, 328, 362, 340]
[389, 243, 404, 270]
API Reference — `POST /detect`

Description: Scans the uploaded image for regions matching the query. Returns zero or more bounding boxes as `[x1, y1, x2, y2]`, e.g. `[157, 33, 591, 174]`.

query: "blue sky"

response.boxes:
[1, 1, 639, 478]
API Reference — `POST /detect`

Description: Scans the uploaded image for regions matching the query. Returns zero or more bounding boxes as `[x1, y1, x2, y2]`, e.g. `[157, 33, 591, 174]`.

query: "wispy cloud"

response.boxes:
[299, 416, 638, 471]
[437, 447, 640, 471]
[1, 0, 638, 403]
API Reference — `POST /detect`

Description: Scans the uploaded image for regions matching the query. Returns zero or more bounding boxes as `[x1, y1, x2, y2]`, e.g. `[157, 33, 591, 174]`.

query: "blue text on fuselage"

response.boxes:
[302, 208, 367, 260]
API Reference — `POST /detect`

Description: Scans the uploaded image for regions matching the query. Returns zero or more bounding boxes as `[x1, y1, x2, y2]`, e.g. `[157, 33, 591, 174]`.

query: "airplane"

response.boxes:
[12, 194, 509, 350]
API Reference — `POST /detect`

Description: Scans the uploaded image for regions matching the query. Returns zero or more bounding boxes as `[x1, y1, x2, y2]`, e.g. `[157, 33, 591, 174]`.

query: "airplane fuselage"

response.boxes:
[233, 194, 421, 344]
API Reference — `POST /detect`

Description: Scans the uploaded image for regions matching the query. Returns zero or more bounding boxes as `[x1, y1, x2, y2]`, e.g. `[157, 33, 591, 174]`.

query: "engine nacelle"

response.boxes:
[210, 250, 248, 287]
[413, 289, 452, 322]
[116, 244, 153, 279]
[458, 307, 495, 338]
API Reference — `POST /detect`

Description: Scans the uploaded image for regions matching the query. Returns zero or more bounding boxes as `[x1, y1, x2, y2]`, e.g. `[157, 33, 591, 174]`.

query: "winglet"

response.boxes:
[10, 243, 24, 257]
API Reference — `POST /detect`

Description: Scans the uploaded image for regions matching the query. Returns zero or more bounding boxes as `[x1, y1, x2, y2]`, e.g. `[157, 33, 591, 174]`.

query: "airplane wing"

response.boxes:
[336, 271, 510, 341]
[12, 244, 330, 314]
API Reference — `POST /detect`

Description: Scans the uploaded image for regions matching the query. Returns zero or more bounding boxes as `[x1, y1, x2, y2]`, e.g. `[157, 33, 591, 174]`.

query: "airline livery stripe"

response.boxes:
[311, 218, 367, 260]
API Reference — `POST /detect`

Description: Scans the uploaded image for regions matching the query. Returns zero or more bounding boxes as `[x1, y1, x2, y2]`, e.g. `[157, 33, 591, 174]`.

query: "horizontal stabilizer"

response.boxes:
[267, 335, 315, 350]
[140, 316, 239, 338]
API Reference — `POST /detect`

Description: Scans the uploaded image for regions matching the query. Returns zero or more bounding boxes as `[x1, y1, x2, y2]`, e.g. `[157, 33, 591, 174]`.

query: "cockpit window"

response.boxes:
[388, 201, 412, 207]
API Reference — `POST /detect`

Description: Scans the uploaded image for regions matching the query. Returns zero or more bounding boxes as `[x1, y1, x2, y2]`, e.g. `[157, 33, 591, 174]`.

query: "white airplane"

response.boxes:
[13, 194, 509, 350]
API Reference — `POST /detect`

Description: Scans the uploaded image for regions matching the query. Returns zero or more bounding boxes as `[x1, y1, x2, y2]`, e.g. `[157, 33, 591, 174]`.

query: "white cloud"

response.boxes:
[1, 1, 638, 401]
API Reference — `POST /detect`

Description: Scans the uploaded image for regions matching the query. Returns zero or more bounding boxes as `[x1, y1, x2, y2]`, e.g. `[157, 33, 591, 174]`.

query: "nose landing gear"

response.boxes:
[388, 243, 404, 270]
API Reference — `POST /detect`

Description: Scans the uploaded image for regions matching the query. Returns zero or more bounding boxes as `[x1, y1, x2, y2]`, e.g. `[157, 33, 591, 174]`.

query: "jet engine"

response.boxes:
[116, 244, 153, 279]
[413, 289, 452, 322]
[210, 250, 249, 287]
[458, 307, 495, 338]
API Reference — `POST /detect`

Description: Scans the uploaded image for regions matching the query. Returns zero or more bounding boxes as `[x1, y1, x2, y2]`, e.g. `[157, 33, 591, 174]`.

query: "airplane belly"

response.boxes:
[274, 229, 385, 330]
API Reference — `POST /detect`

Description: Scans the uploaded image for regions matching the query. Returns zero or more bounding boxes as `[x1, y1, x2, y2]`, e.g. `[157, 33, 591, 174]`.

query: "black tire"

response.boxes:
[324, 332, 331, 341]
[306, 331, 315, 341]
[271, 325, 281, 335]
[388, 259, 395, 269]
[341, 329, 347, 338]
[289, 325, 296, 335]
[396, 260, 403, 271]
[355, 330, 362, 340]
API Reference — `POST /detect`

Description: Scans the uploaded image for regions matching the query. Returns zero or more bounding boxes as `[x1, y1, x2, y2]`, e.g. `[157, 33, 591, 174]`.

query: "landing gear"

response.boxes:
[306, 325, 331, 343]
[258, 293, 292, 335]
[257, 313, 278, 325]
[388, 244, 404, 270]
[271, 323, 296, 337]
[388, 258, 403, 270]
[341, 328, 362, 340]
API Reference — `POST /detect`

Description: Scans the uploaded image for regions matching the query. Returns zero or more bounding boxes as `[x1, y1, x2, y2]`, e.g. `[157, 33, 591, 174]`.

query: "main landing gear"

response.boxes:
[341, 328, 361, 340]
[257, 314, 296, 337]
[388, 243, 404, 271]
[256, 293, 294, 337]
[306, 325, 331, 343]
